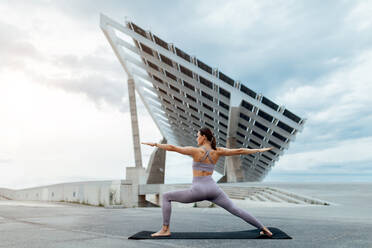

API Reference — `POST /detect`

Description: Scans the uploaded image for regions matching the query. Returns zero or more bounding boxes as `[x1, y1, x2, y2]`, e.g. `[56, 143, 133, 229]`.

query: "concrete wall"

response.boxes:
[0, 180, 122, 207]
[0, 180, 186, 208]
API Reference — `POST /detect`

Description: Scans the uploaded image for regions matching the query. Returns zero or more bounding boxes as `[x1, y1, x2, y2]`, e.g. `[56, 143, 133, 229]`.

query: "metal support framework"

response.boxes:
[100, 14, 306, 182]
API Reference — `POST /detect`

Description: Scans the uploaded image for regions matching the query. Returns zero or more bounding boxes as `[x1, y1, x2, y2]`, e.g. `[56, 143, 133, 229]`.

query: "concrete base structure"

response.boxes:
[121, 166, 147, 207]
[119, 180, 146, 208]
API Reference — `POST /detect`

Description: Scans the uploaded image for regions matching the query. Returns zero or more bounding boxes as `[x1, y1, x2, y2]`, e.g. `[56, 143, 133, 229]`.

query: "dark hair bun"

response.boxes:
[199, 127, 216, 150]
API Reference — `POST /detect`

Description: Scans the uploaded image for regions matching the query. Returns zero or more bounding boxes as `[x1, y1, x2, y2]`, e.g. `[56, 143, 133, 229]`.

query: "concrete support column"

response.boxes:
[223, 97, 246, 183]
[225, 136, 245, 182]
[127, 78, 143, 168]
[146, 137, 167, 184]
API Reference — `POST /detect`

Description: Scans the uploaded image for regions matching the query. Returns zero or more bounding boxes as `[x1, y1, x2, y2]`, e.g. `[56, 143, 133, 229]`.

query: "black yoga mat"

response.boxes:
[128, 227, 292, 239]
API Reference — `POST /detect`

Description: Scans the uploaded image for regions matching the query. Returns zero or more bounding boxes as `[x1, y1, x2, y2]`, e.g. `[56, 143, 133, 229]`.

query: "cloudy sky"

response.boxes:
[1, 0, 372, 189]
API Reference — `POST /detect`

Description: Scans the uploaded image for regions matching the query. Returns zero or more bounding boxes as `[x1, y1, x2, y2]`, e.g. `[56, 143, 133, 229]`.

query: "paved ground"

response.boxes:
[0, 182, 371, 248]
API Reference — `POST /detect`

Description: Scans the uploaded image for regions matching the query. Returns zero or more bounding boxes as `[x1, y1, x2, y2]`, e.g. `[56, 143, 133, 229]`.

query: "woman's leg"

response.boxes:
[162, 188, 202, 226]
[211, 190, 265, 230]
[151, 186, 203, 237]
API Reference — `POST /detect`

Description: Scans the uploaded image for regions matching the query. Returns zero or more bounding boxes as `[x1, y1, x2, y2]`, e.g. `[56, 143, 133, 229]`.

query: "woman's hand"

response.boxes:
[141, 142, 156, 147]
[259, 147, 273, 152]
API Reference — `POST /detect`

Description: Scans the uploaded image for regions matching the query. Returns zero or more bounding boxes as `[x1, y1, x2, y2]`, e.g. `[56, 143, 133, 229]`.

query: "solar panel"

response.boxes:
[100, 14, 306, 181]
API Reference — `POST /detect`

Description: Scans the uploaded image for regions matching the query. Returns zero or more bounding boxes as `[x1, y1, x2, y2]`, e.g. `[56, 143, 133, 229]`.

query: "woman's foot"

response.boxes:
[151, 226, 171, 237]
[259, 226, 273, 237]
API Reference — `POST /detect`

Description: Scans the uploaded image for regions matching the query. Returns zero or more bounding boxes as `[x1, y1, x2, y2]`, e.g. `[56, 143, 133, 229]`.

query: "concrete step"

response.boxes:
[253, 193, 266, 202]
[262, 189, 302, 204]
[221, 186, 327, 205]
[257, 191, 282, 202]
[227, 194, 246, 200]
[265, 188, 330, 205]
[249, 194, 261, 201]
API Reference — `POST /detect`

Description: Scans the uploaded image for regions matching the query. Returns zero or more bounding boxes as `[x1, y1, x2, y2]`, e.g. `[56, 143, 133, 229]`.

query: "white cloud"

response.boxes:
[346, 1, 372, 31]
[195, 0, 294, 41]
[274, 136, 372, 172]
[0, 1, 135, 113]
[269, 49, 372, 176]
[277, 49, 372, 125]
[0, 77, 163, 189]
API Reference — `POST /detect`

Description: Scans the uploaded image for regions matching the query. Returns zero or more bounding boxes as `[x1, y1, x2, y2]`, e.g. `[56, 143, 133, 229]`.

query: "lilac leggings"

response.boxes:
[162, 175, 264, 229]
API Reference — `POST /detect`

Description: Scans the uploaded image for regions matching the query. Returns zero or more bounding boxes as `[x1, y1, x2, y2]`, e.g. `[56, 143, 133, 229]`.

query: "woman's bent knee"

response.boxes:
[163, 192, 171, 202]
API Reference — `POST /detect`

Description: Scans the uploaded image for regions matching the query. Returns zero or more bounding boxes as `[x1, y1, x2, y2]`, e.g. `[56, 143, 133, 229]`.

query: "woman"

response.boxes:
[141, 126, 273, 238]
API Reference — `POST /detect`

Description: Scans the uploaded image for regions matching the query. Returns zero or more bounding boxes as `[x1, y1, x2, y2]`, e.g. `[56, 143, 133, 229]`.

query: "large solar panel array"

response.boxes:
[100, 14, 306, 181]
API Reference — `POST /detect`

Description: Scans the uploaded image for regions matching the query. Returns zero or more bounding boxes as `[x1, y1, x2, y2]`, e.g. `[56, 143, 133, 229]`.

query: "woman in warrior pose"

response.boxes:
[142, 127, 273, 238]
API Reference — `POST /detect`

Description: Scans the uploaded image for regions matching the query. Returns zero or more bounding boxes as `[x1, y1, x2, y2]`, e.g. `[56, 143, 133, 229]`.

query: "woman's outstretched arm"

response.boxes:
[141, 142, 197, 156]
[217, 147, 273, 156]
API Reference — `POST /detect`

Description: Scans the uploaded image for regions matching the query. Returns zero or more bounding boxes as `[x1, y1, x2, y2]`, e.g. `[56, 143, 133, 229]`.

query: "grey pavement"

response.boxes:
[1, 182, 372, 248]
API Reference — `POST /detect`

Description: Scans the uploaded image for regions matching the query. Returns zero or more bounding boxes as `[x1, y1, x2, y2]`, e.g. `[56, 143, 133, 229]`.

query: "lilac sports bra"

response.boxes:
[192, 147, 215, 172]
